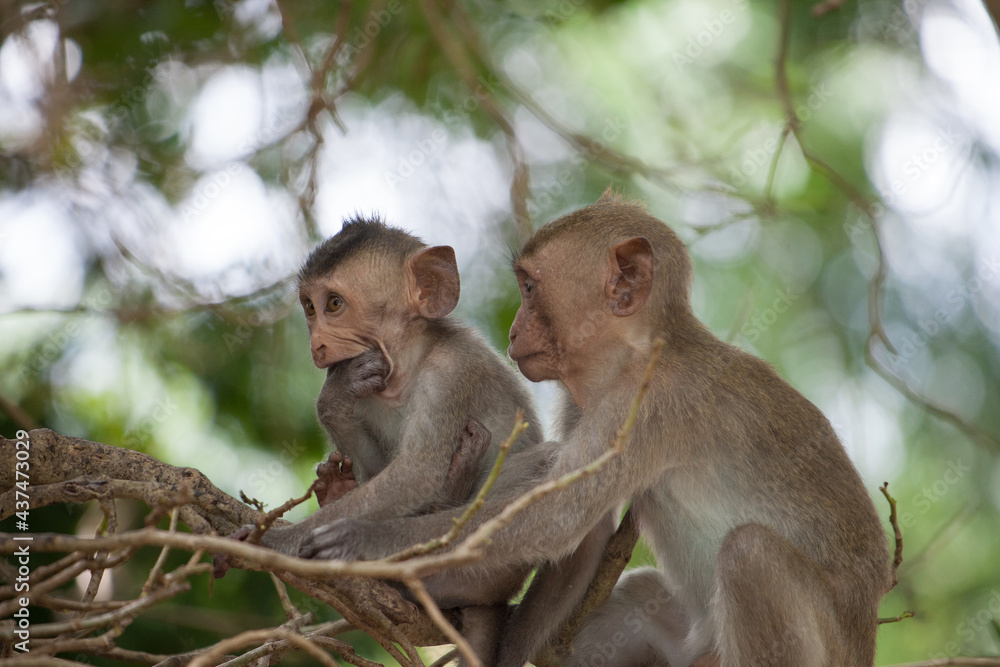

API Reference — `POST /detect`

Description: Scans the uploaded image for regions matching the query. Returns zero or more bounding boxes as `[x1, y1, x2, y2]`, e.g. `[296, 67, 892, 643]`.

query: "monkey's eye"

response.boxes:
[327, 295, 344, 313]
[303, 300, 316, 317]
[523, 282, 533, 295]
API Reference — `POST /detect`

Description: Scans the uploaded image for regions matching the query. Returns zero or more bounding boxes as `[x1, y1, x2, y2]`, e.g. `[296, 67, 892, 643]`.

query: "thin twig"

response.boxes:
[187, 628, 340, 667]
[141, 506, 179, 596]
[2, 579, 192, 640]
[879, 482, 903, 590]
[0, 551, 133, 617]
[72, 494, 118, 625]
[248, 481, 320, 543]
[405, 577, 481, 667]
[878, 610, 915, 625]
[430, 649, 459, 667]
[270, 572, 302, 621]
[762, 127, 790, 207]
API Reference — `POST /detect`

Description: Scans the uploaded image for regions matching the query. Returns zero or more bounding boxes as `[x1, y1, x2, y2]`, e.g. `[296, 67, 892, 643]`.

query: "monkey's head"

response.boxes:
[298, 215, 460, 372]
[509, 191, 692, 393]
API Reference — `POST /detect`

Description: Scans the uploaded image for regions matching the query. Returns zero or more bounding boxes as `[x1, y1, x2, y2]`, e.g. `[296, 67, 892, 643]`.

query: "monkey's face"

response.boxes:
[299, 259, 392, 369]
[509, 266, 560, 383]
[510, 235, 654, 397]
[509, 243, 590, 383]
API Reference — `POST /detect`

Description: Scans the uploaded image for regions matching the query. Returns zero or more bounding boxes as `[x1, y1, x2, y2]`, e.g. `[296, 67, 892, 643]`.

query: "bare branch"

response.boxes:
[187, 628, 340, 667]
[878, 610, 915, 625]
[406, 577, 481, 667]
[879, 482, 903, 589]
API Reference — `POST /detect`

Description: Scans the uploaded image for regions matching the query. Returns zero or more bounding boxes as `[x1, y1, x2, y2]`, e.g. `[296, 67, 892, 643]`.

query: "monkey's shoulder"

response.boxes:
[411, 319, 541, 440]
[422, 319, 527, 384]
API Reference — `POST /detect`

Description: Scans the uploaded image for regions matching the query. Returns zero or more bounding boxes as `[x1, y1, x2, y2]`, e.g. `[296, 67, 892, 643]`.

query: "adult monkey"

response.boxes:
[302, 194, 892, 667]
[219, 216, 551, 663]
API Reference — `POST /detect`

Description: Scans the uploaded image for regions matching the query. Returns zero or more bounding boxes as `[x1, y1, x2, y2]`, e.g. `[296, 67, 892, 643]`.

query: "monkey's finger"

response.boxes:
[315, 481, 334, 507]
[330, 450, 344, 464]
[341, 456, 355, 479]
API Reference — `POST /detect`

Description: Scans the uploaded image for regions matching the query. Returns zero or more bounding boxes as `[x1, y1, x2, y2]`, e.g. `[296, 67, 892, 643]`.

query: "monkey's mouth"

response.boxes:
[509, 350, 545, 366]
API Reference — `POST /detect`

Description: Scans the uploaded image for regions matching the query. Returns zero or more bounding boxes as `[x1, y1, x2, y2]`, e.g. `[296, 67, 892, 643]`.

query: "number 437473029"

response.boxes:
[14, 428, 30, 525]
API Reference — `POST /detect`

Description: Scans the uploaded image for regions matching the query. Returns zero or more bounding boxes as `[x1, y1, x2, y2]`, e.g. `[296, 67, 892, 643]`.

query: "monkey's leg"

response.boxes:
[711, 523, 848, 667]
[497, 513, 616, 667]
[563, 568, 693, 667]
[456, 604, 507, 667]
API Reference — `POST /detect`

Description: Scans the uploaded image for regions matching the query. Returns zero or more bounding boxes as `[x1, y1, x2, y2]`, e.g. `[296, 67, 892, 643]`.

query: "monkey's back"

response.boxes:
[641, 330, 891, 656]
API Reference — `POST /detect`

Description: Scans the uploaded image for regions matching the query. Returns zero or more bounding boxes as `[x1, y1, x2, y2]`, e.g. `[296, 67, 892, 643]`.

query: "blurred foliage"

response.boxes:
[2, 0, 1000, 663]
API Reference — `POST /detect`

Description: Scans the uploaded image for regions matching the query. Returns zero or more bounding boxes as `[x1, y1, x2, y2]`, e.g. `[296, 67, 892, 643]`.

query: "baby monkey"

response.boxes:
[230, 216, 549, 664]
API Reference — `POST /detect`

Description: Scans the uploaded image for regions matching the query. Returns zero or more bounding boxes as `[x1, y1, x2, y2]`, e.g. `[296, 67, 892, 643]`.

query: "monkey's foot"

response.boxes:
[315, 450, 358, 507]
[441, 418, 492, 505]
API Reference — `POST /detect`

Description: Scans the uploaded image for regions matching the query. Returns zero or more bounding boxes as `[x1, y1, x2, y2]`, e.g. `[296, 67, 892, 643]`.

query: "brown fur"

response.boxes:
[263, 216, 551, 665]
[302, 199, 891, 667]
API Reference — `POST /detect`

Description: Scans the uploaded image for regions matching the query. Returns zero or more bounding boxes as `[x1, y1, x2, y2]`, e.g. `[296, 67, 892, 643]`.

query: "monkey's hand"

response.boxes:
[343, 348, 390, 398]
[212, 524, 253, 579]
[315, 451, 358, 507]
[298, 517, 376, 561]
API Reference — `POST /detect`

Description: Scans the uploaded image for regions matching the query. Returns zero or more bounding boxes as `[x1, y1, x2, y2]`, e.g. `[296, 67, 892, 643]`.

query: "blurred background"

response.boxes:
[1, 0, 999, 663]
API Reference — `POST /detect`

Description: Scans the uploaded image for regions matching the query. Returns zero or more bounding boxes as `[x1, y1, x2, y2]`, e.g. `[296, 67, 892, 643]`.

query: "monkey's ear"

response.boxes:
[607, 237, 653, 317]
[408, 246, 460, 318]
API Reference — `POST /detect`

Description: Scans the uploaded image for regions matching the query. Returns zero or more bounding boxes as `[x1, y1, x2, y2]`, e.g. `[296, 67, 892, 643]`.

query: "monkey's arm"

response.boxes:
[263, 406, 467, 555]
[302, 399, 661, 571]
